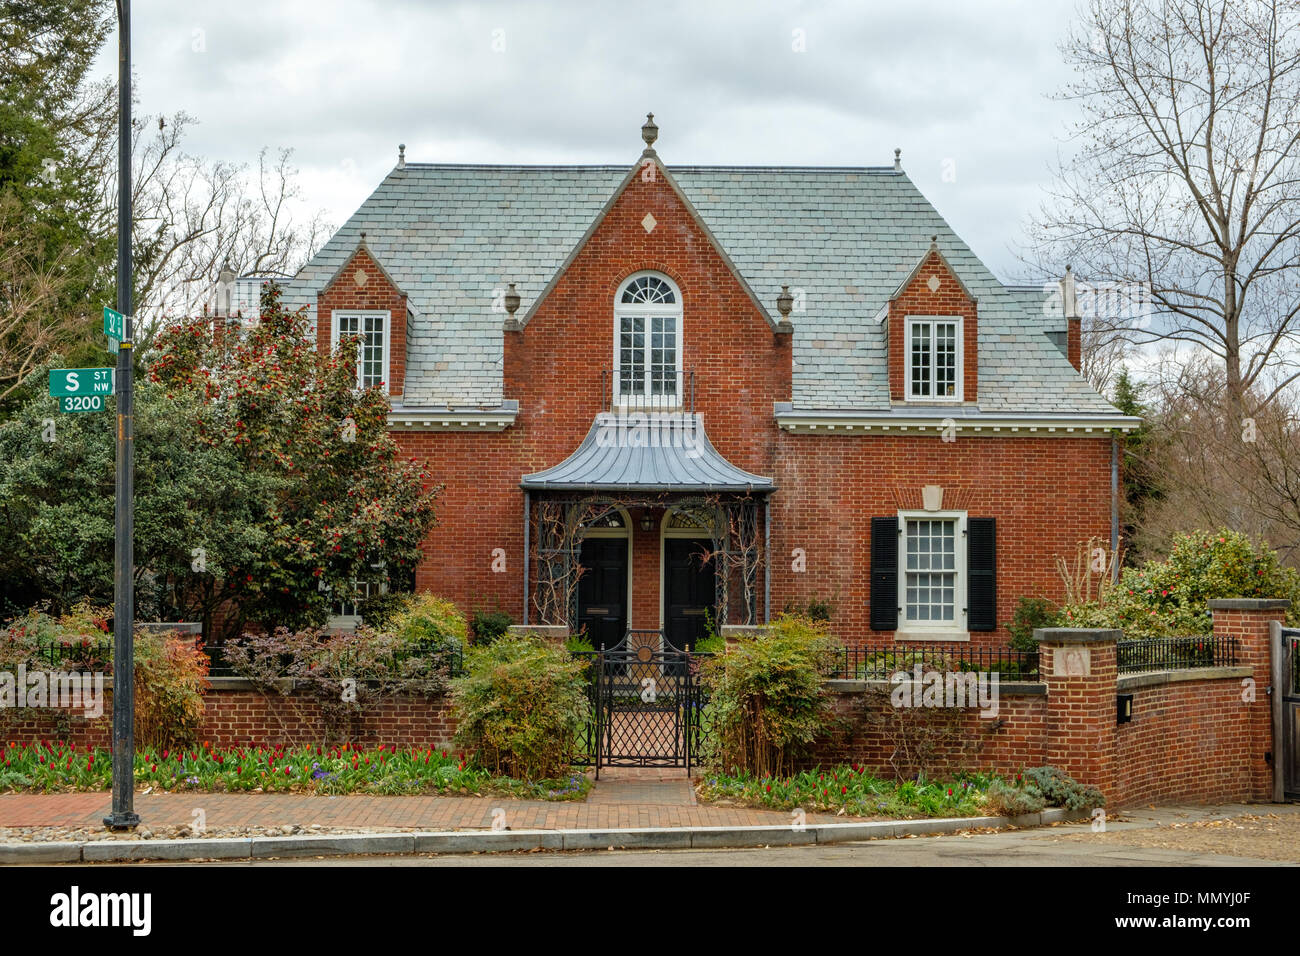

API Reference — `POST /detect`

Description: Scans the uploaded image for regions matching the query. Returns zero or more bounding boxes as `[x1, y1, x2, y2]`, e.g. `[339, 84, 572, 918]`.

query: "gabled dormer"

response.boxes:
[316, 232, 409, 397]
[881, 237, 978, 404]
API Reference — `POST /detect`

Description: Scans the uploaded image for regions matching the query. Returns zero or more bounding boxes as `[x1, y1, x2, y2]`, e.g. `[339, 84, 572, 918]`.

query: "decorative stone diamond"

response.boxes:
[641, 212, 657, 233]
[926, 274, 941, 293]
[354, 268, 369, 287]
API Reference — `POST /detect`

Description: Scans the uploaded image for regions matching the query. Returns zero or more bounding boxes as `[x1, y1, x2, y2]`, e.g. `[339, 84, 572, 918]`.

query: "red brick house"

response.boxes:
[285, 116, 1139, 650]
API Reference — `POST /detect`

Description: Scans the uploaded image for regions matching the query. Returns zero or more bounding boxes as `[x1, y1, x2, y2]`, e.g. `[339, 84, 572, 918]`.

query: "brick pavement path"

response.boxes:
[0, 773, 864, 832]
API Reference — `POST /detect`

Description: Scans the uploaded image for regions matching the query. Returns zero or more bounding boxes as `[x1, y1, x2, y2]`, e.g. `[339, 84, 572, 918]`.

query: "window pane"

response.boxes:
[904, 518, 958, 624]
[910, 322, 931, 397]
[619, 317, 645, 394]
[935, 322, 957, 397]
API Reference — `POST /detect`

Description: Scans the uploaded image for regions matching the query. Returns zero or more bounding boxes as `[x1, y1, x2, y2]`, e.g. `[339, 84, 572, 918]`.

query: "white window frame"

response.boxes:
[331, 309, 391, 393]
[896, 510, 969, 640]
[904, 315, 963, 402]
[324, 561, 389, 631]
[613, 272, 683, 408]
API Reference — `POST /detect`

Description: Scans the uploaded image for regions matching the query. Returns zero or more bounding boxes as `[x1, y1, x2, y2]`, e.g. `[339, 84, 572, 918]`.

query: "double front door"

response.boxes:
[574, 535, 716, 652]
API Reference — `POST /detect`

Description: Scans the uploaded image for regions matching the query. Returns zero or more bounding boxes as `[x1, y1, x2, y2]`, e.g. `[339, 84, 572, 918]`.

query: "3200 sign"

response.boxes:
[59, 395, 105, 413]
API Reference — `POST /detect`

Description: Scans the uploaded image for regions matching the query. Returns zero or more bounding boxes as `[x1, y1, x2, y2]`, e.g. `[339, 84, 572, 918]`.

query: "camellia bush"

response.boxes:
[449, 634, 590, 780]
[1057, 529, 1300, 640]
[697, 614, 842, 779]
[147, 281, 440, 640]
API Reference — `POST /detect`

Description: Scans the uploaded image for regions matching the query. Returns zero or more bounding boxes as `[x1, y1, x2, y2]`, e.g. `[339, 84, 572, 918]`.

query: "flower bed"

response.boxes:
[0, 740, 591, 801]
[697, 765, 1039, 818]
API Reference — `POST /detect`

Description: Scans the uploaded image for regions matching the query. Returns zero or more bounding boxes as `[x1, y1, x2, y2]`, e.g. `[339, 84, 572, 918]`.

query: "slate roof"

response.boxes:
[285, 161, 1121, 416]
[520, 413, 775, 492]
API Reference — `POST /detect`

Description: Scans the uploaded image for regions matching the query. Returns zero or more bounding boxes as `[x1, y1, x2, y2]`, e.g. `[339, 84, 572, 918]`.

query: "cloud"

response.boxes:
[94, 0, 1080, 279]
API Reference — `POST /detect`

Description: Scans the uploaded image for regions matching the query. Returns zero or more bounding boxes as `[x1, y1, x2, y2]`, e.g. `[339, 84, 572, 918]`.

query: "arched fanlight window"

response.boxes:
[621, 275, 676, 305]
[665, 509, 710, 531]
[614, 273, 682, 405]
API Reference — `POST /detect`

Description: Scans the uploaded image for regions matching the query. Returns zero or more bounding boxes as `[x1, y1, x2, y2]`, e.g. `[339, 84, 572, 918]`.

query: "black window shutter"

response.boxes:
[870, 516, 899, 630]
[967, 517, 997, 631]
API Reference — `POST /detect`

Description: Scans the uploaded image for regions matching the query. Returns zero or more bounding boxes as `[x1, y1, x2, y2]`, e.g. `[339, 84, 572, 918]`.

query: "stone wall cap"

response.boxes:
[1033, 627, 1122, 644]
[1207, 598, 1292, 611]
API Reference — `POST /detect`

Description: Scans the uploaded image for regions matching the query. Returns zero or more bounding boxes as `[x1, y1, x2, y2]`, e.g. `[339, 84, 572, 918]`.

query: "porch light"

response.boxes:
[640, 511, 656, 532]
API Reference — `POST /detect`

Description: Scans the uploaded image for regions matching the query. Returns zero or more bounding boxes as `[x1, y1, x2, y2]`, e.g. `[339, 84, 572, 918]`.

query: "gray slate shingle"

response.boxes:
[284, 163, 1118, 415]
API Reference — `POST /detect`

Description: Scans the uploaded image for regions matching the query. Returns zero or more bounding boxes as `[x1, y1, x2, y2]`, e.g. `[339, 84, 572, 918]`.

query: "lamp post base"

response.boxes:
[102, 812, 140, 830]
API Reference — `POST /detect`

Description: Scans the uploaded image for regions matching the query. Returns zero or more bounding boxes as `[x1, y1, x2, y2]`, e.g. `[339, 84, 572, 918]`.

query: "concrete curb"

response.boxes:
[0, 807, 1091, 864]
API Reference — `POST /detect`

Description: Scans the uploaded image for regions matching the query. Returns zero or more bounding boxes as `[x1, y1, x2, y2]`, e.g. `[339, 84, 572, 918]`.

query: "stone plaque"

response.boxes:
[1053, 647, 1091, 677]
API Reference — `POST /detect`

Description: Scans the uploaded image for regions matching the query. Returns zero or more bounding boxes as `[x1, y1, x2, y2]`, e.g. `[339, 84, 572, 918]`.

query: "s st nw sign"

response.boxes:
[49, 368, 115, 398]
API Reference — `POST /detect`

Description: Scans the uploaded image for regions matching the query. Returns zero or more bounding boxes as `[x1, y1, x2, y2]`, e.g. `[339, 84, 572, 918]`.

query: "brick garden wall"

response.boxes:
[0, 684, 457, 751]
[808, 683, 1048, 776]
[2, 603, 1283, 810]
[1114, 676, 1258, 806]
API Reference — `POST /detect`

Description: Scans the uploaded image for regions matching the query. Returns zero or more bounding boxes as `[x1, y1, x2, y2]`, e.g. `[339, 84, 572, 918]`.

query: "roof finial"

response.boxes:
[894, 148, 902, 172]
[642, 112, 658, 150]
[776, 285, 794, 320]
[398, 144, 406, 169]
[930, 235, 938, 251]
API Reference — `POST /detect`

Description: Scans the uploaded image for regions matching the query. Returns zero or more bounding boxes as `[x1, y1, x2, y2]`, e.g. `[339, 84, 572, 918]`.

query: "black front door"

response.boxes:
[664, 537, 715, 652]
[577, 537, 627, 650]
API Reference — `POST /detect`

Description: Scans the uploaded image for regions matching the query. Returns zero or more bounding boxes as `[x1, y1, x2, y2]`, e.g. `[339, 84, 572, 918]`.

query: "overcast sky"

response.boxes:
[92, 0, 1083, 282]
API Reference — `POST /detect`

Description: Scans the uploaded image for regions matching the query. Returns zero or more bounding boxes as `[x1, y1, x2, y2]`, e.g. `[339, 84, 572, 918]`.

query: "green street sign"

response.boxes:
[49, 368, 115, 398]
[103, 306, 124, 354]
[59, 395, 107, 414]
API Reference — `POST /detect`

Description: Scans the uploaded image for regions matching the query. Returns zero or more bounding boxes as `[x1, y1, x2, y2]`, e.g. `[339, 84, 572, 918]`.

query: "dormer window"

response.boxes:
[614, 273, 682, 406]
[905, 316, 962, 401]
[332, 310, 390, 391]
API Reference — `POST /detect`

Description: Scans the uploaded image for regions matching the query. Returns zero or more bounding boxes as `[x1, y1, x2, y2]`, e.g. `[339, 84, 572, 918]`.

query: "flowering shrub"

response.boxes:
[390, 593, 467, 653]
[450, 635, 590, 780]
[698, 764, 1102, 817]
[697, 614, 842, 779]
[1058, 529, 1300, 639]
[697, 765, 990, 817]
[0, 740, 591, 799]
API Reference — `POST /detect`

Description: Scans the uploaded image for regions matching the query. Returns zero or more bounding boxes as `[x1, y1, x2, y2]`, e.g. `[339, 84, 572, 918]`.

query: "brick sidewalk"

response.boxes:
[0, 778, 864, 832]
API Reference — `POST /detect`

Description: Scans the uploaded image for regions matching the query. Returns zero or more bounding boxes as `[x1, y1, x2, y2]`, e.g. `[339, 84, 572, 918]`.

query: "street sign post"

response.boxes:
[104, 0, 139, 832]
[104, 306, 124, 355]
[48, 368, 115, 398]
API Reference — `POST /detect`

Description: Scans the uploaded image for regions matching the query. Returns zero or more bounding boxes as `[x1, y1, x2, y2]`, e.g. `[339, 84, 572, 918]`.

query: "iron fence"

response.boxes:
[29, 639, 114, 671]
[824, 643, 1041, 681]
[1116, 635, 1235, 675]
[600, 367, 695, 413]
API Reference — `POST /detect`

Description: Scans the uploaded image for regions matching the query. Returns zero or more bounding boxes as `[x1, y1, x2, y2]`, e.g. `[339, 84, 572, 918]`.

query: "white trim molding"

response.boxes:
[331, 309, 391, 393]
[896, 509, 969, 642]
[904, 315, 964, 403]
[774, 405, 1142, 435]
[386, 401, 518, 432]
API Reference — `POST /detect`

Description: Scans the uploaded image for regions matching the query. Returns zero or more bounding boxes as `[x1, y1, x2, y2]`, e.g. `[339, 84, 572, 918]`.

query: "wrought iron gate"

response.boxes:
[585, 631, 709, 777]
[1282, 628, 1300, 800]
